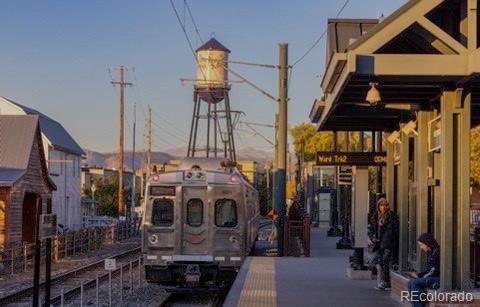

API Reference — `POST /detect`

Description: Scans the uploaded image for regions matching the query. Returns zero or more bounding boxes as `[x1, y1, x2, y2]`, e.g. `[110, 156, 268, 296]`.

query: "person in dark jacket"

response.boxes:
[408, 233, 440, 307]
[374, 198, 399, 290]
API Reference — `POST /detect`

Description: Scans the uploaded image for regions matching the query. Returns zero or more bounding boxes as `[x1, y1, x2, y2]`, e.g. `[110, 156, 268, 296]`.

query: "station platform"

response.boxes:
[224, 227, 400, 307]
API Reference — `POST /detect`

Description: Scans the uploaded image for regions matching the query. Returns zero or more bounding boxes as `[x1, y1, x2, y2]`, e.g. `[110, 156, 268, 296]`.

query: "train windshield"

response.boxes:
[152, 198, 174, 226]
[187, 199, 203, 227]
[215, 199, 237, 227]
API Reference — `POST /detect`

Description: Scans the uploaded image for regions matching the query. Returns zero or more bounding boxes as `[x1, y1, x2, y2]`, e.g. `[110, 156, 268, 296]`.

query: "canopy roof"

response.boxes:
[311, 0, 480, 131]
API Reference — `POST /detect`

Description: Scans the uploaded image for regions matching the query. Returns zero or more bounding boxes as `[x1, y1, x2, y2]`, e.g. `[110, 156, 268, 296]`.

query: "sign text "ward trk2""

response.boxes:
[316, 152, 387, 166]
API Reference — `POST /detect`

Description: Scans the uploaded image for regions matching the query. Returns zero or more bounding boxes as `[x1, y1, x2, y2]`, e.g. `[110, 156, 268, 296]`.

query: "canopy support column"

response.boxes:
[414, 111, 433, 272]
[439, 89, 471, 290]
[398, 124, 410, 271]
[385, 136, 395, 207]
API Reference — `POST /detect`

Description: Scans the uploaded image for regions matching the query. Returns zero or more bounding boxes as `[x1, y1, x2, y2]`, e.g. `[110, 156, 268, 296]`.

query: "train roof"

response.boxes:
[176, 158, 235, 171]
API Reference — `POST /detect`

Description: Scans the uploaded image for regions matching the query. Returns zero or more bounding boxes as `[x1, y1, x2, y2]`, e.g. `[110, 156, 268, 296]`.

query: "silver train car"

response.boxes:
[142, 158, 260, 292]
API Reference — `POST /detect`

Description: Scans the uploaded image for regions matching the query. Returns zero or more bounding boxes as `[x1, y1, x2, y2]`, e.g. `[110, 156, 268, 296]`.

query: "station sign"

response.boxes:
[39, 214, 57, 240]
[316, 152, 386, 166]
[337, 166, 353, 185]
[104, 258, 116, 271]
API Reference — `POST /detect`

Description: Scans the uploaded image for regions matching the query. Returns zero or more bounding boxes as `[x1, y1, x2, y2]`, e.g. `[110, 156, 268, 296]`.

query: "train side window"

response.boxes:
[187, 199, 203, 227]
[152, 198, 173, 226]
[215, 199, 237, 227]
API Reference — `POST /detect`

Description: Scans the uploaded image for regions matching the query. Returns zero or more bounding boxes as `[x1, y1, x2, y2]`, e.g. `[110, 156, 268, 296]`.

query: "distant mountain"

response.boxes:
[82, 149, 175, 171]
[82, 146, 272, 170]
[237, 147, 272, 164]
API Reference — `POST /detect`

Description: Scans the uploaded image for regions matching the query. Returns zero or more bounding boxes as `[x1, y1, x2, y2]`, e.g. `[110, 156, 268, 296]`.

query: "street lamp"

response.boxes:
[366, 82, 381, 106]
[91, 184, 97, 216]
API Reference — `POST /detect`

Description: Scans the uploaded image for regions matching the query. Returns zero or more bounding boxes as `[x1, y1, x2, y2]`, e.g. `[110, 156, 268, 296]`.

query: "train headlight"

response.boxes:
[186, 172, 193, 179]
[149, 234, 159, 244]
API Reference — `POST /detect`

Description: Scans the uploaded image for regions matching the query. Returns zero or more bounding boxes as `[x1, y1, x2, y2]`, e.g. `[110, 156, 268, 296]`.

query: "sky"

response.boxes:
[0, 0, 406, 154]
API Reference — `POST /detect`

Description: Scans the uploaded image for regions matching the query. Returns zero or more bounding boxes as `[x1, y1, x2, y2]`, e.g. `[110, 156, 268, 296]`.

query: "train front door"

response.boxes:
[182, 187, 209, 255]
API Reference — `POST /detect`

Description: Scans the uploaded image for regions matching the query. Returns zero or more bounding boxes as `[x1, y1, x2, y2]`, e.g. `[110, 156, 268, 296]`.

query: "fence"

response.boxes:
[56, 256, 143, 307]
[284, 213, 311, 257]
[0, 219, 140, 277]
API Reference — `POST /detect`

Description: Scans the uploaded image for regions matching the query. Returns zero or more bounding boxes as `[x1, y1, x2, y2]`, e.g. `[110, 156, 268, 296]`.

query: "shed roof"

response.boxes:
[0, 97, 85, 156]
[0, 115, 56, 189]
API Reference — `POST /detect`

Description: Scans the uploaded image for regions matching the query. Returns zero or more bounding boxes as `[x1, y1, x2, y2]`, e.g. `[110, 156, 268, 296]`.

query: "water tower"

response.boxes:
[187, 38, 237, 161]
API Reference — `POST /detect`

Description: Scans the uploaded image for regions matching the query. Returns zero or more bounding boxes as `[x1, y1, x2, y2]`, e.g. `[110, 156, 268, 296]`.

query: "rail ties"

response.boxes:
[0, 246, 141, 306]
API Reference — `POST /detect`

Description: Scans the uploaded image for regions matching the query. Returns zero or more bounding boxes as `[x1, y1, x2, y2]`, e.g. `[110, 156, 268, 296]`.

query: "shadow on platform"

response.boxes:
[225, 227, 400, 307]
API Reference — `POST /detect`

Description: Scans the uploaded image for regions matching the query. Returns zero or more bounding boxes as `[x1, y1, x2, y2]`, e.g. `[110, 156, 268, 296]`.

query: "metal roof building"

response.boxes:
[0, 97, 85, 230]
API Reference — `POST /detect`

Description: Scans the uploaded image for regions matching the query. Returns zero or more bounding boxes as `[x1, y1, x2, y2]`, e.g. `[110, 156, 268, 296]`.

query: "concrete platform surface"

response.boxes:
[224, 227, 400, 307]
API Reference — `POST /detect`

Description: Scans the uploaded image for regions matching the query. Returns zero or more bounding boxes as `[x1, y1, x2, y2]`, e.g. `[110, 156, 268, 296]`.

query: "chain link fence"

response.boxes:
[0, 219, 141, 277]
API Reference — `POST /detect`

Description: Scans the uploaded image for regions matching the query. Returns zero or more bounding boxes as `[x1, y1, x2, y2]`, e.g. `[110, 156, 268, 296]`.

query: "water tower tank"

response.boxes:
[195, 38, 230, 103]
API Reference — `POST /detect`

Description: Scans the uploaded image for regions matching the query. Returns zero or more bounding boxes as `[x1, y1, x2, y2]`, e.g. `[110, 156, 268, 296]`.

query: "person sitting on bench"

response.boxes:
[408, 233, 440, 307]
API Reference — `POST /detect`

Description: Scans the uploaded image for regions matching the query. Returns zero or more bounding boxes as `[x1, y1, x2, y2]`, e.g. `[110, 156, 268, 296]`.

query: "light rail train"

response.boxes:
[142, 158, 259, 292]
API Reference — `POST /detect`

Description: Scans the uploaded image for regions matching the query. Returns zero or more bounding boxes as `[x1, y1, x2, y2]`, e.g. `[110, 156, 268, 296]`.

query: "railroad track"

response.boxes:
[159, 290, 227, 307]
[0, 246, 141, 306]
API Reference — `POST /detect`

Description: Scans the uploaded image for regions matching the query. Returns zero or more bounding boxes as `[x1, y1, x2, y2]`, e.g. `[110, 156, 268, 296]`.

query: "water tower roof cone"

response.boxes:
[196, 38, 230, 53]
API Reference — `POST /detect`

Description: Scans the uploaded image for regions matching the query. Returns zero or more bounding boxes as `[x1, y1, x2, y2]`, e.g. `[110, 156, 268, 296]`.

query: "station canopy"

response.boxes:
[310, 0, 480, 131]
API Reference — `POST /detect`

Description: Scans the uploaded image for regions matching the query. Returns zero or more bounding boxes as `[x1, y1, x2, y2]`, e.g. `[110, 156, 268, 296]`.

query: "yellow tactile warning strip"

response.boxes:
[237, 257, 277, 307]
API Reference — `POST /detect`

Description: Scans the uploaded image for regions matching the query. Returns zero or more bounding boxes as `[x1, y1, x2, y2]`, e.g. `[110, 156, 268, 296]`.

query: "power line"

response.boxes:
[292, 0, 351, 67]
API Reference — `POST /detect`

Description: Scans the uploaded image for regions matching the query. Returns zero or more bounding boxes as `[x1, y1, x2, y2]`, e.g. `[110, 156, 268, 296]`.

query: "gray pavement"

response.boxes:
[275, 227, 401, 307]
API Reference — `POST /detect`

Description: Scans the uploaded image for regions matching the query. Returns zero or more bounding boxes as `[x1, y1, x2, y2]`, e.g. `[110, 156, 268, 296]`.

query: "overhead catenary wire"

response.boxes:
[291, 0, 351, 67]
[150, 107, 189, 137]
[151, 120, 188, 144]
[151, 131, 180, 149]
[184, 0, 203, 43]
[150, 115, 188, 142]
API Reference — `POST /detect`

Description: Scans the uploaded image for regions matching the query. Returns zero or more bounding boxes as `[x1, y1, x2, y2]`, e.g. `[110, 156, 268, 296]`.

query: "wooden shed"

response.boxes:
[0, 115, 56, 249]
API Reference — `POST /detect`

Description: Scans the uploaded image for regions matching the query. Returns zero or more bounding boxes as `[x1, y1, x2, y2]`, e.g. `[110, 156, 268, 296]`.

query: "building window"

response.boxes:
[215, 199, 237, 227]
[187, 199, 203, 227]
[187, 198, 203, 227]
[151, 199, 173, 226]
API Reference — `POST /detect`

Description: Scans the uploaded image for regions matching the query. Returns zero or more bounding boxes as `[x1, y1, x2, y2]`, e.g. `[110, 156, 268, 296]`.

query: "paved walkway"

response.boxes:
[225, 226, 400, 307]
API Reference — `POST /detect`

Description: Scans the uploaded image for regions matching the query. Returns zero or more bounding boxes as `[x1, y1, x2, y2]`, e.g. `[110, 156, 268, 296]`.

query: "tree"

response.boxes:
[290, 123, 334, 161]
[472, 126, 480, 186]
[83, 178, 130, 217]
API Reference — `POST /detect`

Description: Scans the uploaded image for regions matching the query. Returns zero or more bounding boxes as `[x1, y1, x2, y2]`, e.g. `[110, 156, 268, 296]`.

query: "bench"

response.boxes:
[390, 271, 410, 304]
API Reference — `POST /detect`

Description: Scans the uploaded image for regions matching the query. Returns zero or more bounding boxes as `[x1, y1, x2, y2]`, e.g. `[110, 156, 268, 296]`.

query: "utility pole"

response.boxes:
[147, 106, 152, 177]
[111, 65, 132, 217]
[131, 101, 137, 221]
[32, 196, 42, 307]
[274, 43, 288, 256]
